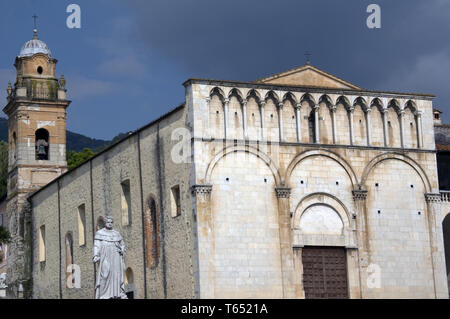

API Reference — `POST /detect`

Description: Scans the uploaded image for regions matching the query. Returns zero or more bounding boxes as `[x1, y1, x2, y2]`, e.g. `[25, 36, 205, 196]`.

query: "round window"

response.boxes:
[37, 66, 43, 74]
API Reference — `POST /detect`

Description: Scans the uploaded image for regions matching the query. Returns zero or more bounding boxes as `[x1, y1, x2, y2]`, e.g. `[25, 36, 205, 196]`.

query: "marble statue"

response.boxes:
[93, 216, 127, 299]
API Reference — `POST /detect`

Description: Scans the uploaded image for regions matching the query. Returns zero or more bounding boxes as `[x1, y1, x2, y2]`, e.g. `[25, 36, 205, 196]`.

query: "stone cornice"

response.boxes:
[191, 184, 213, 195]
[184, 78, 435, 100]
[193, 137, 437, 154]
[425, 193, 442, 203]
[352, 190, 368, 201]
[275, 187, 291, 198]
[3, 98, 71, 116]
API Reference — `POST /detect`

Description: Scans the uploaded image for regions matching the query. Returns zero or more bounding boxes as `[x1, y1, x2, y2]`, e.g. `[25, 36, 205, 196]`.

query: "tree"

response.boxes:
[67, 148, 95, 170]
[0, 226, 11, 244]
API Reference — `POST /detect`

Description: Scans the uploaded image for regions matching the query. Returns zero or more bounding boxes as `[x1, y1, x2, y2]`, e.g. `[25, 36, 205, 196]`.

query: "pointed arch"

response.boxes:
[246, 90, 262, 140]
[282, 93, 297, 142]
[209, 87, 225, 102]
[228, 89, 244, 139]
[228, 88, 244, 103]
[209, 90, 225, 139]
[405, 100, 418, 113]
[335, 96, 351, 145]
[353, 99, 367, 146]
[403, 106, 419, 148]
[246, 89, 262, 103]
[388, 99, 401, 114]
[386, 100, 401, 147]
[265, 90, 280, 104]
[336, 95, 352, 111]
[282, 91, 297, 105]
[369, 97, 384, 112]
[317, 94, 333, 144]
[319, 94, 333, 108]
[300, 93, 316, 105]
[264, 91, 280, 141]
[354, 97, 369, 112]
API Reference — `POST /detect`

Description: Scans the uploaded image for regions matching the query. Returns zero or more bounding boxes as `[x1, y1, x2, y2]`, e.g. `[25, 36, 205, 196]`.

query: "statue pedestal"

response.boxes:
[0, 288, 6, 298]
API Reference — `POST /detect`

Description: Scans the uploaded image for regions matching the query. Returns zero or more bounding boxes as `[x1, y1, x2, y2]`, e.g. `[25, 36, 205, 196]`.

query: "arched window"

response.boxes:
[77, 204, 86, 246]
[121, 179, 132, 226]
[144, 196, 160, 268]
[65, 232, 74, 288]
[35, 128, 49, 160]
[39, 225, 46, 262]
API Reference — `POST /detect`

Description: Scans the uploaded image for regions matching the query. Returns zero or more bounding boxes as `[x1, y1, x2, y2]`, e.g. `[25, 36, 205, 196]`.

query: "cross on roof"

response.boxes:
[32, 14, 38, 30]
[305, 51, 311, 64]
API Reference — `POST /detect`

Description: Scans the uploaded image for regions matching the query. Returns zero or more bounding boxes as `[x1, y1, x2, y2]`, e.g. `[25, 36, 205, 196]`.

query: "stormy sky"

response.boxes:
[0, 0, 449, 140]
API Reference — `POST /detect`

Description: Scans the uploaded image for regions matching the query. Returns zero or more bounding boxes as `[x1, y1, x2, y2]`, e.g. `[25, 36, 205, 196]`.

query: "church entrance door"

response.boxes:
[302, 246, 348, 299]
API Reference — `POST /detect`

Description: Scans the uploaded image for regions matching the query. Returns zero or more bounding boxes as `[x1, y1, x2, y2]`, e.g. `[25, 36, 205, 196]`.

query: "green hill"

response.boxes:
[0, 117, 110, 152]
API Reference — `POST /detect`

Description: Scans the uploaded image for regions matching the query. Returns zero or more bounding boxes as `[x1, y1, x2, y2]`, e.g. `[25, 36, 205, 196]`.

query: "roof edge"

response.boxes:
[184, 78, 435, 99]
[253, 64, 363, 90]
[29, 102, 186, 200]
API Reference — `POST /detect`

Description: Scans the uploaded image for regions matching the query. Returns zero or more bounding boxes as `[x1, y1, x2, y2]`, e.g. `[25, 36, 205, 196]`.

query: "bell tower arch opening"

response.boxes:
[35, 128, 49, 160]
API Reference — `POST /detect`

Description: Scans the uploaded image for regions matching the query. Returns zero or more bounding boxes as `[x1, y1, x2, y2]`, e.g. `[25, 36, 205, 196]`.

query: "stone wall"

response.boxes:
[187, 81, 448, 298]
[30, 105, 197, 299]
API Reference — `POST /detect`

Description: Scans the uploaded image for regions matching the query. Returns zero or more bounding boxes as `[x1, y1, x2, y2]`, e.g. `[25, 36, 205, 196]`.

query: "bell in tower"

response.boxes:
[2, 25, 71, 298]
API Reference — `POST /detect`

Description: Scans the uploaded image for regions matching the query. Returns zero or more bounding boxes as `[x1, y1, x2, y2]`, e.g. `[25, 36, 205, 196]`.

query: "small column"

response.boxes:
[314, 104, 320, 144]
[331, 105, 337, 144]
[349, 107, 355, 145]
[425, 193, 448, 298]
[223, 98, 230, 140]
[278, 102, 284, 142]
[399, 109, 405, 148]
[205, 97, 211, 139]
[366, 108, 372, 146]
[275, 187, 295, 298]
[242, 99, 248, 140]
[295, 103, 302, 142]
[260, 100, 266, 140]
[352, 189, 369, 299]
[415, 110, 423, 149]
[382, 108, 389, 147]
[191, 184, 213, 298]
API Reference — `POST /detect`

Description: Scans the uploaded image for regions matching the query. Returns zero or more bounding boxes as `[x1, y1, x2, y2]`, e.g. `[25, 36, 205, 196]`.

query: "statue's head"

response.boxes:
[105, 216, 114, 230]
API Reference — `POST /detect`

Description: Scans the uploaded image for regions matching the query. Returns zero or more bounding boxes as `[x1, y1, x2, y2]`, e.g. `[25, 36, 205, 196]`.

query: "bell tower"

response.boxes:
[2, 27, 70, 298]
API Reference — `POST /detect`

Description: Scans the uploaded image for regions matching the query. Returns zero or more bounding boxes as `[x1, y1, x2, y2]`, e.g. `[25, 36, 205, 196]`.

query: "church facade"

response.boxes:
[4, 31, 450, 299]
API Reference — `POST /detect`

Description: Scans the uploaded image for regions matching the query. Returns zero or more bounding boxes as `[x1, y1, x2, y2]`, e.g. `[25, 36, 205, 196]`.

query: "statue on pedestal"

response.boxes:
[93, 216, 127, 299]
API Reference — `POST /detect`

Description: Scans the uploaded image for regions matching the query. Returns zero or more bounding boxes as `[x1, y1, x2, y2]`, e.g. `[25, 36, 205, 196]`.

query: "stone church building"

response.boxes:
[3, 30, 450, 299]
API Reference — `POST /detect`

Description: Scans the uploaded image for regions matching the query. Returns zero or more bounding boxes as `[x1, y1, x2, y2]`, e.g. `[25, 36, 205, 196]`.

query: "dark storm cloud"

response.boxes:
[124, 0, 450, 119]
[2, 0, 450, 139]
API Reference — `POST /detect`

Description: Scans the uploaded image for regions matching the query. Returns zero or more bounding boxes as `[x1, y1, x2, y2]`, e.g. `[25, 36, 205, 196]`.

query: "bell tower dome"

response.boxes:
[2, 27, 71, 297]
